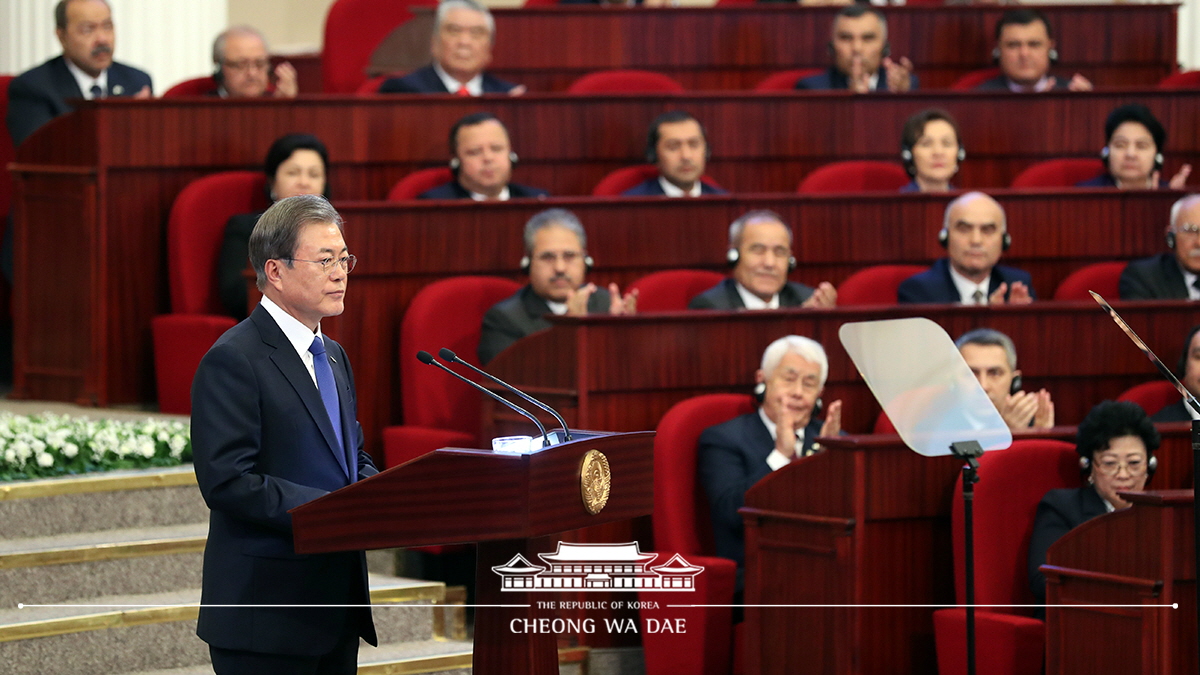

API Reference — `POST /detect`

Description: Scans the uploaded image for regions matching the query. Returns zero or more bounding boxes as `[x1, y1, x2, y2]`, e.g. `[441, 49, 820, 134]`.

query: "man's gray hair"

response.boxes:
[942, 191, 1007, 234]
[55, 0, 109, 31]
[760, 335, 829, 388]
[212, 26, 268, 66]
[249, 195, 343, 290]
[523, 208, 586, 254]
[435, 0, 495, 39]
[1169, 193, 1200, 231]
[728, 209, 792, 249]
[955, 328, 1018, 370]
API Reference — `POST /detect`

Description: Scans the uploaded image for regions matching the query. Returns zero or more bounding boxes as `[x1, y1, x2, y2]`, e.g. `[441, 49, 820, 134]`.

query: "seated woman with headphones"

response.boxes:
[898, 108, 965, 193]
[1026, 400, 1160, 616]
[1077, 104, 1192, 190]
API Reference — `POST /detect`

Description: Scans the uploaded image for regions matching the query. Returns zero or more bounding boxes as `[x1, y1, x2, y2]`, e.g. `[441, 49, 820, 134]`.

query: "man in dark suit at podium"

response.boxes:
[1120, 194, 1200, 301]
[7, 0, 152, 147]
[191, 195, 378, 674]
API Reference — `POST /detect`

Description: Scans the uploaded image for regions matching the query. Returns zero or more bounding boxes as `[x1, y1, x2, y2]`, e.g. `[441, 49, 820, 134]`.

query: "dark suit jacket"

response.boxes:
[620, 177, 727, 197]
[378, 65, 518, 94]
[795, 65, 918, 91]
[418, 181, 549, 200]
[479, 284, 611, 364]
[697, 412, 824, 567]
[1151, 399, 1192, 422]
[191, 305, 379, 655]
[1119, 252, 1190, 301]
[215, 212, 263, 320]
[7, 55, 153, 147]
[1076, 174, 1169, 188]
[1027, 485, 1107, 612]
[688, 278, 815, 310]
[974, 74, 1069, 92]
[896, 258, 1036, 304]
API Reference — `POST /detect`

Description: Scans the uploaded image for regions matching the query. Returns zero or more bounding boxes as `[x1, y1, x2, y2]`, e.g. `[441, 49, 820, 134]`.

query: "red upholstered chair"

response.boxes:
[639, 394, 752, 675]
[950, 67, 1002, 91]
[797, 161, 910, 194]
[1158, 70, 1200, 89]
[1117, 380, 1180, 418]
[567, 70, 685, 94]
[355, 74, 394, 95]
[933, 439, 1081, 675]
[628, 270, 726, 313]
[1051, 261, 1126, 300]
[387, 167, 455, 201]
[874, 411, 897, 434]
[151, 172, 269, 413]
[322, 0, 431, 93]
[591, 165, 725, 197]
[162, 76, 218, 97]
[382, 275, 522, 468]
[1010, 158, 1103, 188]
[753, 68, 824, 91]
[836, 264, 926, 306]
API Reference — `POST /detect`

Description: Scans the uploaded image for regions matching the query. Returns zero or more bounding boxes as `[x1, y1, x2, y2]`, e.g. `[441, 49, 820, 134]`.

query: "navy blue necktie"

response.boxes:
[89, 84, 103, 99]
[309, 335, 348, 477]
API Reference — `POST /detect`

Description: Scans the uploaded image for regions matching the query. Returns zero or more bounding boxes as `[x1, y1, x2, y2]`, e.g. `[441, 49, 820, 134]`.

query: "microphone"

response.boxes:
[439, 347, 573, 442]
[415, 351, 549, 448]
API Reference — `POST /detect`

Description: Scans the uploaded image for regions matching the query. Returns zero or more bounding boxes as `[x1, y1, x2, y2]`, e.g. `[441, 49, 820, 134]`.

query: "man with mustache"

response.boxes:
[7, 0, 152, 147]
[1119, 194, 1200, 300]
[419, 113, 547, 200]
[622, 111, 727, 197]
[478, 208, 636, 365]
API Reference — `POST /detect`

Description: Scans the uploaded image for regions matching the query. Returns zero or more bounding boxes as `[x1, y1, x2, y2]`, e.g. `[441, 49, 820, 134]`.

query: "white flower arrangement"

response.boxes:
[0, 412, 191, 481]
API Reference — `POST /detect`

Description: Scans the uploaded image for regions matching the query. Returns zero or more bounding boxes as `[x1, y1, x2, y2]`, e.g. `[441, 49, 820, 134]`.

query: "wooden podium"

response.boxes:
[1043, 489, 1197, 675]
[290, 430, 653, 675]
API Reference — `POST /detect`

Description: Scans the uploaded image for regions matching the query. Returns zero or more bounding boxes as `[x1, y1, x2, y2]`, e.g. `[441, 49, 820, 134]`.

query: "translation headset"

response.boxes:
[1009, 374, 1023, 395]
[519, 251, 595, 274]
[900, 144, 967, 178]
[991, 46, 1058, 63]
[753, 382, 823, 417]
[937, 226, 1012, 251]
[726, 246, 797, 271]
[450, 151, 520, 175]
[1079, 453, 1157, 476]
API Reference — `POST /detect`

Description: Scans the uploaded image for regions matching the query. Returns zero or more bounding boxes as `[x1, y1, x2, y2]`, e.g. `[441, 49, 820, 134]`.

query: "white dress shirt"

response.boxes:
[434, 62, 483, 96]
[64, 58, 108, 99]
[734, 282, 780, 310]
[948, 265, 990, 305]
[658, 176, 702, 198]
[259, 296, 323, 387]
[759, 408, 805, 471]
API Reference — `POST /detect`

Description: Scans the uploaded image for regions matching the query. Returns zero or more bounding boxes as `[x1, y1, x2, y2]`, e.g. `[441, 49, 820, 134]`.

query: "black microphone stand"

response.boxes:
[950, 439, 984, 675]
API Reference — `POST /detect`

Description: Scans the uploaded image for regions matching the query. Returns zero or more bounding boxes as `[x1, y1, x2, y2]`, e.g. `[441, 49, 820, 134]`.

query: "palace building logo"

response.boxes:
[491, 542, 704, 592]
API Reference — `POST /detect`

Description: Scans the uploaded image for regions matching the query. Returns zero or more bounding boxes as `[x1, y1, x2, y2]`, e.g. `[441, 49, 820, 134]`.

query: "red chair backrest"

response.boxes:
[355, 74, 394, 95]
[591, 165, 723, 197]
[1158, 70, 1200, 89]
[567, 70, 685, 94]
[654, 394, 756, 555]
[753, 69, 824, 91]
[162, 76, 218, 97]
[629, 270, 726, 312]
[951, 439, 1080, 610]
[1051, 261, 1126, 300]
[797, 161, 910, 194]
[399, 276, 522, 429]
[1117, 380, 1180, 418]
[322, 0, 431, 93]
[1010, 158, 1104, 188]
[836, 264, 927, 306]
[388, 167, 455, 201]
[0, 75, 15, 219]
[949, 67, 1002, 91]
[167, 171, 269, 314]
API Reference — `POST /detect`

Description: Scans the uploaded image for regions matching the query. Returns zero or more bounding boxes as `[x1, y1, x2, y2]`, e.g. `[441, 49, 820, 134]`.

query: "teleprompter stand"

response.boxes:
[950, 440, 984, 675]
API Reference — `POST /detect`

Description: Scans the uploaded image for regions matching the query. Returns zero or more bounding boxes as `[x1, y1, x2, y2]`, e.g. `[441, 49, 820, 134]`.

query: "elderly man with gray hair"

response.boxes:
[957, 327, 1054, 431]
[210, 25, 297, 98]
[478, 208, 636, 364]
[380, 0, 524, 96]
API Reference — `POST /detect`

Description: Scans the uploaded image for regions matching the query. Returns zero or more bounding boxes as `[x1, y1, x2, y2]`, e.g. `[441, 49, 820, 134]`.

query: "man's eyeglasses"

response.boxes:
[286, 255, 357, 274]
[223, 59, 271, 73]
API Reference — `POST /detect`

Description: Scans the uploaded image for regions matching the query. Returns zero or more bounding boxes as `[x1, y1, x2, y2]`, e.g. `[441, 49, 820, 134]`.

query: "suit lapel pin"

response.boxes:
[112, 84, 124, 95]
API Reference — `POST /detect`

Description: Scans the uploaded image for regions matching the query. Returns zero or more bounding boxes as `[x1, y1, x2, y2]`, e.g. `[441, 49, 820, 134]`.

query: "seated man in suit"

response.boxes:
[698, 335, 843, 571]
[1120, 194, 1200, 300]
[209, 26, 297, 99]
[957, 328, 1054, 431]
[1151, 324, 1200, 422]
[7, 0, 152, 147]
[379, 0, 523, 96]
[622, 111, 727, 197]
[689, 210, 837, 310]
[795, 5, 915, 93]
[975, 9, 1092, 93]
[478, 208, 636, 364]
[898, 191, 1035, 305]
[420, 113, 548, 200]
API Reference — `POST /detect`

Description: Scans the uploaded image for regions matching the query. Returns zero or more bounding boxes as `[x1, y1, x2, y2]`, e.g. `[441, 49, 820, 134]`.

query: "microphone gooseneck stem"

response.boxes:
[440, 348, 573, 442]
[416, 352, 549, 447]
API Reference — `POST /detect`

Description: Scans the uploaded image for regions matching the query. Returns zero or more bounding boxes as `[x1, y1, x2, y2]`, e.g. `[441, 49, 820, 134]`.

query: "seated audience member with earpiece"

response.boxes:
[622, 111, 727, 197]
[209, 26, 297, 99]
[215, 133, 329, 319]
[1076, 104, 1191, 190]
[898, 192, 1035, 305]
[689, 210, 837, 310]
[796, 4, 916, 93]
[1027, 400, 1159, 615]
[1151, 325, 1200, 422]
[899, 108, 964, 193]
[957, 328, 1054, 432]
[975, 9, 1091, 93]
[478, 209, 636, 365]
[698, 336, 844, 576]
[420, 112, 548, 200]
[1119, 194, 1200, 300]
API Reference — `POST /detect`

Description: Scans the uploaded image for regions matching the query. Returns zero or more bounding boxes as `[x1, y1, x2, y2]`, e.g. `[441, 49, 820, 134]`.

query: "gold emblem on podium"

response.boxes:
[580, 450, 611, 515]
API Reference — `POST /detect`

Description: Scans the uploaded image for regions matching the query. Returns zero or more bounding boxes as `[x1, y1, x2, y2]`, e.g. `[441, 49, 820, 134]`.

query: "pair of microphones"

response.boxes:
[415, 348, 573, 448]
